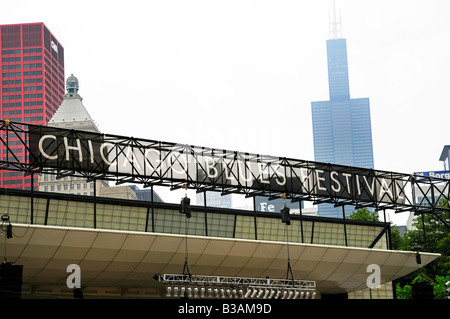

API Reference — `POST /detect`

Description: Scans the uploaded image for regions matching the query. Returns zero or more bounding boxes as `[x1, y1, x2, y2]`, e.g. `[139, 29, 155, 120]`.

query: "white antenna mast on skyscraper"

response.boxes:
[329, 0, 342, 39]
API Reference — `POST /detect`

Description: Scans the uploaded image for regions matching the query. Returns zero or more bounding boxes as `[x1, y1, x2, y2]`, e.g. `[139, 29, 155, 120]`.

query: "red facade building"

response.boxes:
[0, 22, 64, 189]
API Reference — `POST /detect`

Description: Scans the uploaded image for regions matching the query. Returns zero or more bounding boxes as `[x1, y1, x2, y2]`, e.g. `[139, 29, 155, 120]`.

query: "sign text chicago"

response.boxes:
[28, 125, 405, 205]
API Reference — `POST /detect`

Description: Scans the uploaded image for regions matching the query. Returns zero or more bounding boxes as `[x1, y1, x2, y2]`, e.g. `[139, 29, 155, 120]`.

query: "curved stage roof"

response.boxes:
[4, 223, 440, 298]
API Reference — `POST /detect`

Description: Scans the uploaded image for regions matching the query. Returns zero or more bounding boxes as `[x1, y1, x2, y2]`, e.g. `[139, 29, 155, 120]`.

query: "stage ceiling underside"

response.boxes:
[3, 224, 439, 298]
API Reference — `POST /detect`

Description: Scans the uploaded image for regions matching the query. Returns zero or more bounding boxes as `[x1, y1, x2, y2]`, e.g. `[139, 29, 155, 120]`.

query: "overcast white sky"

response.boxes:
[2, 0, 450, 225]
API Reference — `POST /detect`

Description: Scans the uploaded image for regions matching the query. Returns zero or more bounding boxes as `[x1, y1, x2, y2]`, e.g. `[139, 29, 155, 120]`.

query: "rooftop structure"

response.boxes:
[48, 74, 99, 132]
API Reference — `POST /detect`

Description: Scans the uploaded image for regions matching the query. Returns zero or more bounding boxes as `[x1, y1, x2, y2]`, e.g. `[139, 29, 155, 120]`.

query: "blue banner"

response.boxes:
[413, 170, 450, 179]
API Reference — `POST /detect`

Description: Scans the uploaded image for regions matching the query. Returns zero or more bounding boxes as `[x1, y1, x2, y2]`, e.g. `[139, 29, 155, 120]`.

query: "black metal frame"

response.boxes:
[1, 120, 449, 219]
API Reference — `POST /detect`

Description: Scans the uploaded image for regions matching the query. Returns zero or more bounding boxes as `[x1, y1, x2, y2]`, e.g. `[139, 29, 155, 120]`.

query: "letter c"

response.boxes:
[39, 135, 58, 160]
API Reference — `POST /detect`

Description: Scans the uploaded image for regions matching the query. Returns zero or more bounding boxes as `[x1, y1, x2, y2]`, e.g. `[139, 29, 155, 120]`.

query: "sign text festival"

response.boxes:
[28, 124, 406, 207]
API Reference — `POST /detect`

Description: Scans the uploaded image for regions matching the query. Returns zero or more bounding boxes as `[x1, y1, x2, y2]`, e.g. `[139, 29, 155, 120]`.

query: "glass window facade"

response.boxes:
[326, 39, 350, 99]
[311, 38, 374, 218]
[207, 212, 235, 238]
[0, 191, 389, 250]
[153, 207, 206, 236]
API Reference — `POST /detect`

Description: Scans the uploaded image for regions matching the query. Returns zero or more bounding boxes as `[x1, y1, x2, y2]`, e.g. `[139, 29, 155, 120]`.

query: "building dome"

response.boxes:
[66, 74, 79, 93]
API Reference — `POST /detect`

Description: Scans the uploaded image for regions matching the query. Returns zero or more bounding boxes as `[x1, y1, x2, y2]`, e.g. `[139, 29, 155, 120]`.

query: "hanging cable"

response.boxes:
[180, 183, 192, 282]
[280, 194, 294, 283]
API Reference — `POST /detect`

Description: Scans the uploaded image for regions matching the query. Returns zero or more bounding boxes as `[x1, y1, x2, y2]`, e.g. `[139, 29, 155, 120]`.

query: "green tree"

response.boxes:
[434, 275, 450, 299]
[350, 205, 450, 299]
[395, 282, 412, 299]
[390, 225, 404, 250]
[400, 210, 450, 277]
[394, 199, 450, 298]
[348, 207, 379, 222]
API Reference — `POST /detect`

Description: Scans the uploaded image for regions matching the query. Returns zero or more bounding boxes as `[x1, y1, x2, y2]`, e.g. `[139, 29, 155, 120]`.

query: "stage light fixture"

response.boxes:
[165, 286, 172, 297]
[280, 205, 290, 225]
[412, 246, 422, 264]
[6, 224, 12, 239]
[214, 288, 219, 298]
[155, 274, 316, 299]
[193, 287, 199, 298]
[200, 287, 205, 298]
[269, 289, 276, 299]
[1, 213, 13, 239]
[275, 290, 281, 298]
[180, 196, 191, 218]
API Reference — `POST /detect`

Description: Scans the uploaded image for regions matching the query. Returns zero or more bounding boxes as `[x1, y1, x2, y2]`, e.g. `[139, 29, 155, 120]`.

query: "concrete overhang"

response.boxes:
[3, 224, 440, 297]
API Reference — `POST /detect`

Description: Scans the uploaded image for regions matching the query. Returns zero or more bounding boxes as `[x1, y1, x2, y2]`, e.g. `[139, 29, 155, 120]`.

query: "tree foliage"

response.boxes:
[350, 205, 449, 299]
[348, 207, 379, 222]
[392, 201, 450, 298]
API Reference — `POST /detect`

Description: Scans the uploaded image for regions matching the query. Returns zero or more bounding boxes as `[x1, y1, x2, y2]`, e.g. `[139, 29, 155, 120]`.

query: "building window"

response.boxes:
[23, 55, 42, 61]
[2, 49, 21, 55]
[2, 72, 21, 78]
[2, 57, 21, 62]
[24, 86, 43, 91]
[23, 63, 42, 69]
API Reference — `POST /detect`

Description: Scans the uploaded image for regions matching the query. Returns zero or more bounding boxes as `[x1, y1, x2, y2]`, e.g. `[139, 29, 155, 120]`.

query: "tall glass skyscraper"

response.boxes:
[311, 18, 374, 218]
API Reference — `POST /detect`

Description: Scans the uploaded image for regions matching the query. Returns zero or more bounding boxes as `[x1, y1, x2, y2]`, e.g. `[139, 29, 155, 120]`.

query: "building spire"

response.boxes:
[66, 74, 79, 94]
[329, 0, 342, 39]
[63, 74, 83, 101]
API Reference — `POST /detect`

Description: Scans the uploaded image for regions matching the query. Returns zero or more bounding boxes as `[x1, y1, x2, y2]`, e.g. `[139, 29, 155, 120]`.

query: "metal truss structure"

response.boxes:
[1, 119, 447, 299]
[0, 119, 449, 224]
[154, 274, 316, 299]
